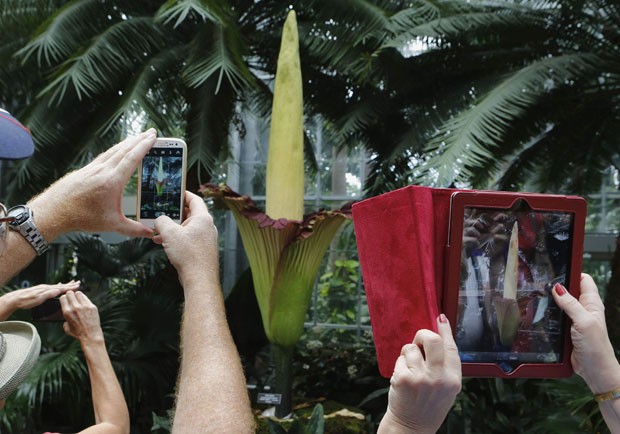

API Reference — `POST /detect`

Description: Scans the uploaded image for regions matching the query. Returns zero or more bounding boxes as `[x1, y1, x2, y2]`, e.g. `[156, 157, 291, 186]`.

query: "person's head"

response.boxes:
[0, 108, 35, 256]
[0, 109, 39, 408]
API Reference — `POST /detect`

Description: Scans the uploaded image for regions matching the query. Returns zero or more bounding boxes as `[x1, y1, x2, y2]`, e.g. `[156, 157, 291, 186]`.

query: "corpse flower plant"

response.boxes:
[200, 10, 350, 418]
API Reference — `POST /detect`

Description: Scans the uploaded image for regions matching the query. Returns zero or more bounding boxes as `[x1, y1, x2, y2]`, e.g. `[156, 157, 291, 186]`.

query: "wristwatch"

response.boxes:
[7, 205, 49, 255]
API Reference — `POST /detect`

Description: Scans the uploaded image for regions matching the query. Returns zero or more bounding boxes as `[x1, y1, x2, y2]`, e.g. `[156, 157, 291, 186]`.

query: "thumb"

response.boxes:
[117, 216, 154, 238]
[154, 215, 177, 239]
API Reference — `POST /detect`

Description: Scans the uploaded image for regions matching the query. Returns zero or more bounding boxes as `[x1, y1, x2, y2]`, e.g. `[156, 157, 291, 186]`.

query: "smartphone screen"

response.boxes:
[138, 138, 187, 228]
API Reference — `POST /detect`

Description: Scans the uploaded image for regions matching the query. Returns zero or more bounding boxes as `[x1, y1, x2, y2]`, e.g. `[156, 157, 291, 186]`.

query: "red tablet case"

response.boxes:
[352, 186, 585, 378]
[352, 185, 459, 377]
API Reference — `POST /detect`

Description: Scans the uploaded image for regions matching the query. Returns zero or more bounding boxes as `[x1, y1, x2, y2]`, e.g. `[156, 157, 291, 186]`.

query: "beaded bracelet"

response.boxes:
[594, 387, 620, 403]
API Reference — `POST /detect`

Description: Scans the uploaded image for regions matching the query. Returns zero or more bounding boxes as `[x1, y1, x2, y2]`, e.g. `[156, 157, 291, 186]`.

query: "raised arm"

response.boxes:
[0, 280, 80, 321]
[60, 291, 129, 434]
[154, 191, 254, 433]
[378, 314, 462, 434]
[0, 130, 157, 285]
[552, 274, 620, 433]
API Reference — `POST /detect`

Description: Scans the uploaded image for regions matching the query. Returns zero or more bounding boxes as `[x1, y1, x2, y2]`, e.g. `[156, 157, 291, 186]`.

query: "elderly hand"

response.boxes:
[552, 274, 620, 395]
[0, 280, 81, 321]
[379, 314, 462, 434]
[60, 291, 104, 345]
[153, 191, 219, 287]
[28, 129, 157, 241]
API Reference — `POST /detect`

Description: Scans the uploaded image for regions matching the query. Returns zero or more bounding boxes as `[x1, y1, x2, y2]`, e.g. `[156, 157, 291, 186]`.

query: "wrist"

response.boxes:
[0, 292, 17, 320]
[27, 194, 71, 242]
[79, 334, 106, 350]
[379, 408, 434, 434]
[178, 267, 219, 292]
[584, 360, 620, 395]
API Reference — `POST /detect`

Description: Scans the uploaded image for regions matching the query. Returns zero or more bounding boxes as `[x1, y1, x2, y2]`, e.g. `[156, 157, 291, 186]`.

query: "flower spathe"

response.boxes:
[200, 183, 351, 348]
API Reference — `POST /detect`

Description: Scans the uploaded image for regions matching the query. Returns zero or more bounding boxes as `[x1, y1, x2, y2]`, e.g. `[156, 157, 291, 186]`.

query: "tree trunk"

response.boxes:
[272, 343, 294, 418]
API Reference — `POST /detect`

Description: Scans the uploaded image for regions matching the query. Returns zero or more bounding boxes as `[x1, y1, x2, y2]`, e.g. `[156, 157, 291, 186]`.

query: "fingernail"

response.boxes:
[438, 313, 448, 324]
[147, 128, 157, 137]
[554, 283, 567, 296]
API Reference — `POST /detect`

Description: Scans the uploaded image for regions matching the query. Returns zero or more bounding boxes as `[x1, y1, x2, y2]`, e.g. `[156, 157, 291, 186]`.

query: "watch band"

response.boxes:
[7, 205, 49, 256]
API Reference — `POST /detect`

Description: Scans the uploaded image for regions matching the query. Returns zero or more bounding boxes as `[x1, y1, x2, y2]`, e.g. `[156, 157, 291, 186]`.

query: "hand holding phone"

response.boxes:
[137, 138, 188, 228]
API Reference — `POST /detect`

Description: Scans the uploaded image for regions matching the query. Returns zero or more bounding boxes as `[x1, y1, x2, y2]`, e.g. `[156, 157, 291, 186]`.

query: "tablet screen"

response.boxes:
[455, 205, 574, 373]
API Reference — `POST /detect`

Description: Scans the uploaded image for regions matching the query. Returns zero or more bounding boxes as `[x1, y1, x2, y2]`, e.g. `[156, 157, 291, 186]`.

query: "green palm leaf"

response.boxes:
[18, 342, 87, 408]
[422, 52, 602, 186]
[155, 0, 230, 28]
[183, 24, 253, 93]
[38, 17, 164, 103]
[17, 0, 112, 65]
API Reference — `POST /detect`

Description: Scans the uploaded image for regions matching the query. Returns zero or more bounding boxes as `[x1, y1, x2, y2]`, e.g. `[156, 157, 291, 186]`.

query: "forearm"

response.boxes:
[600, 400, 620, 434]
[82, 338, 129, 434]
[0, 195, 67, 285]
[0, 292, 17, 321]
[172, 272, 254, 433]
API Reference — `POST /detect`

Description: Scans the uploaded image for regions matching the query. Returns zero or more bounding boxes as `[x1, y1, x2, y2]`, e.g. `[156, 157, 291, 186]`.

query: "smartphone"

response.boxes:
[137, 138, 187, 228]
[31, 297, 63, 321]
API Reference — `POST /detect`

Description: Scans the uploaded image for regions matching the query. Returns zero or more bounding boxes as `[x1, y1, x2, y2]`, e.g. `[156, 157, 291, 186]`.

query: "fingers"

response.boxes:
[60, 290, 89, 312]
[53, 280, 81, 295]
[552, 274, 605, 322]
[579, 273, 598, 296]
[116, 129, 157, 177]
[92, 130, 152, 166]
[97, 129, 156, 167]
[578, 273, 605, 313]
[184, 191, 208, 218]
[116, 215, 154, 238]
[74, 290, 93, 306]
[397, 316, 461, 376]
[392, 345, 420, 385]
[436, 315, 461, 374]
[60, 290, 96, 339]
[413, 329, 445, 369]
[62, 290, 78, 309]
[552, 282, 587, 322]
[59, 290, 72, 314]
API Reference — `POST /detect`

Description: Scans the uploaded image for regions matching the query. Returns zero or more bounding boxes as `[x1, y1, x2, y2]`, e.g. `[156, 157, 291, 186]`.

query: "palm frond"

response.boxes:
[99, 48, 187, 135]
[420, 52, 602, 186]
[183, 24, 253, 94]
[38, 16, 164, 103]
[185, 78, 237, 184]
[155, 0, 230, 28]
[383, 7, 551, 50]
[18, 341, 87, 409]
[16, 0, 113, 65]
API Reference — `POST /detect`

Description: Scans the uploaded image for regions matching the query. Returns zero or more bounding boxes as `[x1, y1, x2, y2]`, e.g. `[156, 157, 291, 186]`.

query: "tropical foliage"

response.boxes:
[3, 1, 619, 196]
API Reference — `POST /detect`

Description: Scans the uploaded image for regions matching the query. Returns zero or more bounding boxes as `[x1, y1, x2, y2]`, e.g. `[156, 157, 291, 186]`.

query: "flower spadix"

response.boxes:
[265, 10, 304, 222]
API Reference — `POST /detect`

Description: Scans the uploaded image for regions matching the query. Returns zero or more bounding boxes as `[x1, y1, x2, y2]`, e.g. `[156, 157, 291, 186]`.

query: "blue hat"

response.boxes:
[0, 109, 34, 160]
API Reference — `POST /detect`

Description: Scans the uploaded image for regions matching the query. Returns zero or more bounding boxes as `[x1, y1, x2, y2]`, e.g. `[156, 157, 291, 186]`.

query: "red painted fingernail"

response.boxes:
[554, 283, 567, 296]
[438, 313, 448, 323]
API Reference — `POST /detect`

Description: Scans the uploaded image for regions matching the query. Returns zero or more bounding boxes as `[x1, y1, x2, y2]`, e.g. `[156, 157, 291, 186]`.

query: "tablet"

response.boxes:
[444, 191, 586, 378]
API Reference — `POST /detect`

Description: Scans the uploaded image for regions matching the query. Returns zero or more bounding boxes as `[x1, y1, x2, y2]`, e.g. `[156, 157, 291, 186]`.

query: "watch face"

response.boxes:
[8, 206, 29, 226]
